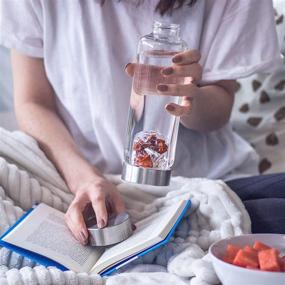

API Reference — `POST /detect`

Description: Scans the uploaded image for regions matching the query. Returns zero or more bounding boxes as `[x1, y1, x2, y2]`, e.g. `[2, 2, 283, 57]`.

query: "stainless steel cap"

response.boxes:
[88, 212, 133, 246]
[121, 162, 171, 186]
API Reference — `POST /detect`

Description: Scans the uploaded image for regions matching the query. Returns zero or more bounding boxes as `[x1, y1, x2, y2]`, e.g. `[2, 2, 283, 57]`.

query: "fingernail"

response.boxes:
[166, 105, 175, 112]
[172, 56, 182, 63]
[97, 219, 106, 228]
[157, 84, 168, 92]
[124, 62, 131, 70]
[162, 67, 173, 75]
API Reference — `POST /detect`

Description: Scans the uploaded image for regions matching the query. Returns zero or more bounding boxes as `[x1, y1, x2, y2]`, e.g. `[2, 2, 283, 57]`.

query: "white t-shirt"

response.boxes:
[0, 0, 281, 180]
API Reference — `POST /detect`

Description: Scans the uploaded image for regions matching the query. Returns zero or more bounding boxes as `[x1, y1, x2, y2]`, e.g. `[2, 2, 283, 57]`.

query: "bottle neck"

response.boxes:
[152, 21, 180, 42]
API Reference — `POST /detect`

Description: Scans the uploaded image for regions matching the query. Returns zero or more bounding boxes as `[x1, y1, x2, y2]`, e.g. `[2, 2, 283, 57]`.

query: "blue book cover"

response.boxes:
[0, 200, 191, 276]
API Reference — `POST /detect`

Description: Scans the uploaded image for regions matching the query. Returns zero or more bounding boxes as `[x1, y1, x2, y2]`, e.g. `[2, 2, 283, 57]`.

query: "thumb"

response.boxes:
[65, 203, 89, 245]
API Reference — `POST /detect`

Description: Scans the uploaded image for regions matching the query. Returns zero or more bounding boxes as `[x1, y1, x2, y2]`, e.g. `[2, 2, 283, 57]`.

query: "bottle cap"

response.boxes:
[87, 212, 133, 246]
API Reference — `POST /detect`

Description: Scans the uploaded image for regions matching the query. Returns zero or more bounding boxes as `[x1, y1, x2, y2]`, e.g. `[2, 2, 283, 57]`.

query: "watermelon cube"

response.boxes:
[280, 257, 285, 272]
[258, 249, 281, 272]
[223, 244, 241, 264]
[253, 241, 271, 252]
[233, 249, 259, 268]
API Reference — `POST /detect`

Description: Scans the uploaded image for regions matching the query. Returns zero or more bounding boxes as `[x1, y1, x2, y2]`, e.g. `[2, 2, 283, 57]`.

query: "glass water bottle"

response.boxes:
[122, 21, 187, 186]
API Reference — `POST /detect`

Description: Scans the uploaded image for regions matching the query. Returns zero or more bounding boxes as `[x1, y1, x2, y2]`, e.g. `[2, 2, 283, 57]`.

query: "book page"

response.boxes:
[3, 204, 103, 272]
[91, 200, 187, 274]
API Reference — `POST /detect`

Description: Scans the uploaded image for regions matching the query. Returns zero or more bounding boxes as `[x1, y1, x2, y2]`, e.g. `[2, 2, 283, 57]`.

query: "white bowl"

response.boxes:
[209, 234, 285, 285]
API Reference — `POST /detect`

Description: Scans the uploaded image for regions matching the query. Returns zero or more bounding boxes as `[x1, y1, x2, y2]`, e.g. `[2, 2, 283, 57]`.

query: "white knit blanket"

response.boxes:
[0, 128, 251, 285]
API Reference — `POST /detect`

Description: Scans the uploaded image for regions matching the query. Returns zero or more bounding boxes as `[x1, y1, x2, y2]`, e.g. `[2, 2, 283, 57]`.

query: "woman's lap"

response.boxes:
[226, 173, 285, 234]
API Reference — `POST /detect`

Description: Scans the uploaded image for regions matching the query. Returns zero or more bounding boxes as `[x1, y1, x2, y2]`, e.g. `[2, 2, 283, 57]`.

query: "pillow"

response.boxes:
[231, 0, 285, 174]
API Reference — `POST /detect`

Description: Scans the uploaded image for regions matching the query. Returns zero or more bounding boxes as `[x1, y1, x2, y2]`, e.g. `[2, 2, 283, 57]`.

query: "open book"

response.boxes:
[0, 200, 190, 276]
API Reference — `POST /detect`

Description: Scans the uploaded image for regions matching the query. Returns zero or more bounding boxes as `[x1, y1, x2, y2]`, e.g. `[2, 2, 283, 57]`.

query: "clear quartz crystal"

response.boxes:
[124, 21, 187, 171]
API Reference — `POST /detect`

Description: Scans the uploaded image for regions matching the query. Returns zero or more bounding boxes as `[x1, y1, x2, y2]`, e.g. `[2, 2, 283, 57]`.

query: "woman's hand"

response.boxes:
[157, 49, 202, 117]
[65, 177, 125, 245]
[125, 49, 236, 131]
[125, 49, 202, 118]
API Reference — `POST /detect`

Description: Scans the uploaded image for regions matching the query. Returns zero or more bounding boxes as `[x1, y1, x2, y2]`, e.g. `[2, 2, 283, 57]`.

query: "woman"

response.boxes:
[0, 0, 283, 245]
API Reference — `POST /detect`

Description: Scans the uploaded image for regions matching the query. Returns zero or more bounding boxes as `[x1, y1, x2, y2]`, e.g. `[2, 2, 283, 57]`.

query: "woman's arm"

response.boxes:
[11, 50, 125, 244]
[11, 50, 97, 190]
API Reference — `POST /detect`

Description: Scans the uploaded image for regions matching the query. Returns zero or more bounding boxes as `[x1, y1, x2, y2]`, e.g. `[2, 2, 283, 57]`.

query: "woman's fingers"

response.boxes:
[65, 202, 89, 245]
[90, 189, 108, 229]
[161, 62, 202, 81]
[172, 49, 201, 65]
[157, 83, 199, 97]
[165, 101, 192, 117]
[125, 62, 137, 77]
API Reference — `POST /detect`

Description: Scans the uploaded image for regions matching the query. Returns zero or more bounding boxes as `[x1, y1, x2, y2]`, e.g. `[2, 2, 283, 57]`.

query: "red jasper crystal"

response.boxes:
[156, 139, 168, 154]
[134, 151, 153, 168]
[133, 139, 144, 152]
[133, 132, 168, 168]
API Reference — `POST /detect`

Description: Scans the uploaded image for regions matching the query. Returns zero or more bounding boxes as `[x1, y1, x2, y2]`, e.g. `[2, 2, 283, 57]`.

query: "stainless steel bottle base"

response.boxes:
[122, 162, 171, 186]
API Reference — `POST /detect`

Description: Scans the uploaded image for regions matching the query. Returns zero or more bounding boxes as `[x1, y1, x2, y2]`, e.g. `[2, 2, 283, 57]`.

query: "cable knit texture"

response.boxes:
[0, 128, 251, 285]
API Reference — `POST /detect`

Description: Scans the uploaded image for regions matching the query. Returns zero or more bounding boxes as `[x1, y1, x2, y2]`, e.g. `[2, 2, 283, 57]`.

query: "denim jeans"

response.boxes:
[226, 173, 285, 234]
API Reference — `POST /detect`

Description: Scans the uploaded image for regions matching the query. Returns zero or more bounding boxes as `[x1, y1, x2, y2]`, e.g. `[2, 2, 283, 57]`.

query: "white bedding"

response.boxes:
[0, 127, 251, 285]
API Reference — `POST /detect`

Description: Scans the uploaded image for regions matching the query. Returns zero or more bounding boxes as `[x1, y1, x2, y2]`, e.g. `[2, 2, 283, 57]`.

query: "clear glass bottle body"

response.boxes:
[124, 21, 187, 174]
